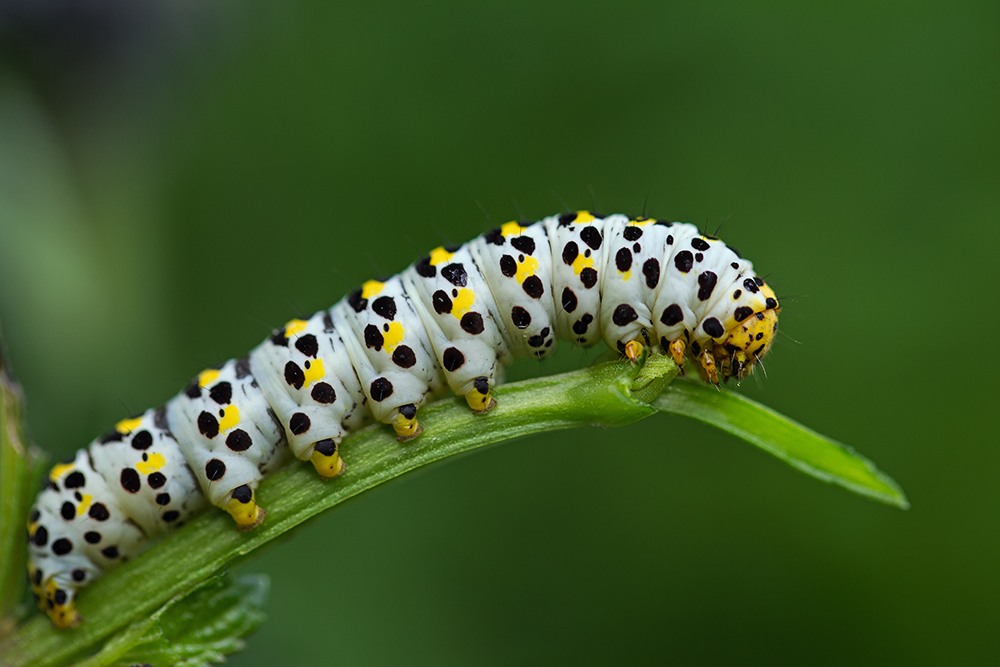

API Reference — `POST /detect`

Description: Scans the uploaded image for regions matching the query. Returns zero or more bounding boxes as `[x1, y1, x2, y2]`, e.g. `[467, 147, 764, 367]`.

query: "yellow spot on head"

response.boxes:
[197, 369, 220, 389]
[303, 357, 326, 387]
[451, 288, 475, 318]
[115, 417, 142, 435]
[381, 321, 406, 354]
[572, 211, 595, 224]
[49, 463, 75, 483]
[218, 404, 241, 432]
[500, 221, 527, 236]
[515, 255, 539, 284]
[429, 247, 454, 266]
[361, 280, 385, 299]
[136, 452, 166, 475]
[284, 319, 309, 337]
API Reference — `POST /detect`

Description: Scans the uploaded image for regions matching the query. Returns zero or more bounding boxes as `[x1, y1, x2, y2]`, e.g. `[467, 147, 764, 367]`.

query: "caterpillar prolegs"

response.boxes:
[26, 211, 780, 627]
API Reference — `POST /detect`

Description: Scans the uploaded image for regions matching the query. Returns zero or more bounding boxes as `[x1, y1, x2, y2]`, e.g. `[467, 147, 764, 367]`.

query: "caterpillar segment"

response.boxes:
[28, 210, 780, 627]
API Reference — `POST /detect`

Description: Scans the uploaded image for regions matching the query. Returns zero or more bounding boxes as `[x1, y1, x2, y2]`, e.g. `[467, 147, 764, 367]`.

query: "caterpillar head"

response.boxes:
[717, 289, 780, 382]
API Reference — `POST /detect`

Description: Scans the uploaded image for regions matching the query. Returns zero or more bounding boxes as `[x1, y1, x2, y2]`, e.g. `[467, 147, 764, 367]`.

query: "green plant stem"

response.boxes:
[0, 355, 677, 667]
[0, 326, 45, 635]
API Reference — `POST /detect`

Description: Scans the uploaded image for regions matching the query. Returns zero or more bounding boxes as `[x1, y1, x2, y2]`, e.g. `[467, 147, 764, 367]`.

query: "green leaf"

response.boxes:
[0, 321, 47, 633]
[652, 378, 909, 509]
[67, 574, 268, 667]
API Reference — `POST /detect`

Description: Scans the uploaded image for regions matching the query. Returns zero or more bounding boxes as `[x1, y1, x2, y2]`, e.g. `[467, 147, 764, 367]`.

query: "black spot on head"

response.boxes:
[674, 251, 694, 273]
[370, 378, 394, 402]
[314, 439, 337, 456]
[633, 243, 641, 253]
[154, 492, 171, 506]
[511, 306, 531, 329]
[612, 304, 638, 326]
[562, 241, 579, 266]
[101, 546, 119, 559]
[511, 236, 536, 255]
[756, 332, 764, 341]
[29, 508, 40, 523]
[284, 361, 305, 390]
[295, 334, 320, 357]
[32, 526, 48, 547]
[52, 538, 72, 556]
[398, 403, 417, 419]
[691, 341, 701, 355]
[697, 271, 718, 301]
[64, 471, 86, 488]
[731, 262, 739, 270]
[615, 247, 632, 272]
[743, 278, 759, 294]
[441, 263, 468, 287]
[484, 228, 505, 246]
[120, 468, 141, 493]
[461, 312, 485, 334]
[733, 289, 742, 299]
[415, 255, 437, 278]
[84, 531, 101, 545]
[558, 213, 576, 226]
[754, 276, 765, 286]
[691, 238, 710, 251]
[60, 502, 75, 521]
[432, 290, 453, 315]
[527, 334, 546, 348]
[499, 255, 517, 278]
[623, 226, 643, 241]
[392, 345, 417, 368]
[666, 235, 674, 245]
[660, 304, 683, 326]
[183, 381, 202, 399]
[209, 382, 232, 405]
[442, 347, 465, 372]
[766, 297, 778, 309]
[695, 253, 703, 262]
[89, 503, 109, 521]
[642, 259, 660, 289]
[372, 297, 397, 320]
[364, 324, 385, 351]
[347, 289, 368, 313]
[561, 287, 578, 313]
[734, 306, 754, 322]
[205, 459, 226, 481]
[231, 484, 253, 503]
[703, 317, 725, 338]
[311, 382, 337, 403]
[290, 413, 311, 435]
[197, 411, 220, 439]
[72, 569, 86, 582]
[163, 511, 180, 523]
[226, 429, 252, 451]
[522, 276, 544, 299]
[580, 268, 598, 289]
[473, 377, 490, 394]
[580, 225, 602, 249]
[148, 472, 166, 489]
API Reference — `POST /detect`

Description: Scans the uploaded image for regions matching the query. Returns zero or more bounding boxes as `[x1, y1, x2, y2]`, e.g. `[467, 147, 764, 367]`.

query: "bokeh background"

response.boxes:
[1, 1, 997, 664]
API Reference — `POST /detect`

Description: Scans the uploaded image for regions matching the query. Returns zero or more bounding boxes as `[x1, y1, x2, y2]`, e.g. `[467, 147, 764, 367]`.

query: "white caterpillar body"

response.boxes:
[27, 211, 780, 627]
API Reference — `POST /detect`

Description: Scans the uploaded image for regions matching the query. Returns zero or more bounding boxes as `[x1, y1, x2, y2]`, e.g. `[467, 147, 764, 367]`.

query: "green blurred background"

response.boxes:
[1, 1, 997, 664]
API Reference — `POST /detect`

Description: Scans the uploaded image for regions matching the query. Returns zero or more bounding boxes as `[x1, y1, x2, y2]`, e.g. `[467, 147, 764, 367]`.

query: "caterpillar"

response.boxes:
[25, 210, 780, 628]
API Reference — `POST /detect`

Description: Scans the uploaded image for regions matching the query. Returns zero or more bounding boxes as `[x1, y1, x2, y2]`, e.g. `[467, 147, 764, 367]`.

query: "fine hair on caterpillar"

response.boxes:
[26, 209, 781, 628]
